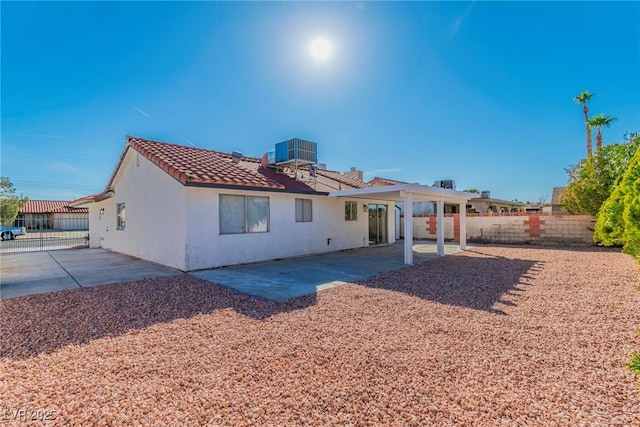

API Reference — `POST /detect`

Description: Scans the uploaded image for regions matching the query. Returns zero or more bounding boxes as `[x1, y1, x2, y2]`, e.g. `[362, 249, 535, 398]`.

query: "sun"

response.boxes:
[309, 37, 333, 61]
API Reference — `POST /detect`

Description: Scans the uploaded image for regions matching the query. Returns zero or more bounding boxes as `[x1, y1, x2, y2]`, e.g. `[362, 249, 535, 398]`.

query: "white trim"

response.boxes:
[436, 200, 444, 256]
[404, 193, 413, 265]
[459, 202, 467, 250]
[329, 184, 477, 203]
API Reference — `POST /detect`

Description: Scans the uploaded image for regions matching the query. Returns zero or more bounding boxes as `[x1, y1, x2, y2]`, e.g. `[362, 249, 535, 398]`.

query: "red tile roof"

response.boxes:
[368, 176, 409, 186]
[19, 200, 89, 214]
[103, 136, 370, 194]
[69, 193, 113, 207]
[125, 136, 286, 189]
[315, 169, 371, 189]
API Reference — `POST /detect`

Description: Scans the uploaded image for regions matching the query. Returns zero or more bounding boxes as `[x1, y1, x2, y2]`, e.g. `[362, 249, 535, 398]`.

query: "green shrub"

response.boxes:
[628, 326, 640, 387]
[594, 189, 625, 246]
[621, 184, 640, 258]
[628, 350, 640, 375]
[594, 145, 640, 259]
[563, 133, 640, 216]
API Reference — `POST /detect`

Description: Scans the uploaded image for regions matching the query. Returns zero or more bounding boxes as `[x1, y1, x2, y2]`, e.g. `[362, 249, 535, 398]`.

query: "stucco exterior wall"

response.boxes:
[401, 213, 595, 244]
[90, 150, 188, 270]
[89, 148, 401, 270]
[185, 188, 396, 270]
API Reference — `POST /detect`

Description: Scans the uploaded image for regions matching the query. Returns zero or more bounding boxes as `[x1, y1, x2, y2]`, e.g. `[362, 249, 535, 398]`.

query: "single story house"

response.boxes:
[16, 200, 89, 230]
[466, 191, 528, 214]
[74, 136, 477, 271]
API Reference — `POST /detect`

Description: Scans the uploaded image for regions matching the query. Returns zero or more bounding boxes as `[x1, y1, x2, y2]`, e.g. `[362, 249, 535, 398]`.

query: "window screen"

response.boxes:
[295, 198, 312, 222]
[345, 201, 357, 221]
[220, 195, 270, 234]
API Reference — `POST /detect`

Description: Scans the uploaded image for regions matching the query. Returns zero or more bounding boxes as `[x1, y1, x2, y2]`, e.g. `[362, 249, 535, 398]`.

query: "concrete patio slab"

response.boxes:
[0, 252, 80, 298]
[191, 241, 465, 301]
[0, 248, 180, 300]
[1, 242, 465, 301]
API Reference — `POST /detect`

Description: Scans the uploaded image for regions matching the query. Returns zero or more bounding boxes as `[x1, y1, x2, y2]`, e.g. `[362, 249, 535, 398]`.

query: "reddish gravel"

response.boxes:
[1, 245, 639, 426]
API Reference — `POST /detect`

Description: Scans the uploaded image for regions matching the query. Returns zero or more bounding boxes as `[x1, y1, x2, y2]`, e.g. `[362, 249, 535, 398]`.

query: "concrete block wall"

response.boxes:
[401, 213, 595, 245]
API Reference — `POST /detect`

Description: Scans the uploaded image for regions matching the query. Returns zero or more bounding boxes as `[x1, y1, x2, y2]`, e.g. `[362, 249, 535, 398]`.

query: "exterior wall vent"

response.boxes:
[231, 151, 243, 164]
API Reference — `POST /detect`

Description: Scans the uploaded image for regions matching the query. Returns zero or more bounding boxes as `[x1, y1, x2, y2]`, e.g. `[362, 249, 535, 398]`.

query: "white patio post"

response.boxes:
[459, 201, 467, 250]
[436, 199, 444, 256]
[403, 192, 413, 265]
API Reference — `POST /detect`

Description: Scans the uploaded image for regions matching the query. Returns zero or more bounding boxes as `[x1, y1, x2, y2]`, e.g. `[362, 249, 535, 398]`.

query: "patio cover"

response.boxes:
[329, 184, 479, 265]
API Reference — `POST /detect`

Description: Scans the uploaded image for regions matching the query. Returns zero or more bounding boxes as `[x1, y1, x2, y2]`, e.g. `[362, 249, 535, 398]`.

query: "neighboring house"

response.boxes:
[525, 202, 552, 214]
[16, 200, 89, 230]
[73, 136, 405, 271]
[368, 176, 411, 187]
[466, 191, 527, 214]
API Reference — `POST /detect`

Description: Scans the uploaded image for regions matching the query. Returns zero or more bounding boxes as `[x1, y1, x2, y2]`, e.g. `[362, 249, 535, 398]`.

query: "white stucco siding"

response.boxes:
[185, 188, 395, 270]
[102, 150, 188, 270]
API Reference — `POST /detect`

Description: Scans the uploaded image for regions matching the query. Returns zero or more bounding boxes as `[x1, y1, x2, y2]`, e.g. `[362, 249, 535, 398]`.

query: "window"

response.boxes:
[345, 201, 358, 221]
[116, 203, 126, 230]
[295, 198, 313, 222]
[220, 195, 270, 234]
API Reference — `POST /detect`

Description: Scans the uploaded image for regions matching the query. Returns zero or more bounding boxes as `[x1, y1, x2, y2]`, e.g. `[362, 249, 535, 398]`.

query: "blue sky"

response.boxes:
[2, 1, 639, 203]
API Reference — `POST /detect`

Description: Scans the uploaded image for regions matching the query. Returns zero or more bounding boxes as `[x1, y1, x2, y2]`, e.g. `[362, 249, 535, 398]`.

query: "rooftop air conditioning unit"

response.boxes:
[481, 191, 491, 199]
[441, 179, 455, 189]
[275, 138, 317, 164]
[434, 180, 455, 189]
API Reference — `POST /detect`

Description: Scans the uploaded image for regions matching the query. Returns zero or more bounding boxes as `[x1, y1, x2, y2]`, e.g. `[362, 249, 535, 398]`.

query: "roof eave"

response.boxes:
[184, 181, 329, 195]
[70, 191, 115, 206]
[329, 184, 479, 203]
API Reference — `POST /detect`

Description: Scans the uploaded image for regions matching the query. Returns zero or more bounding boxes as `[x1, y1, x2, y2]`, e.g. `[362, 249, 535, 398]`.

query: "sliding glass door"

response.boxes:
[368, 204, 388, 245]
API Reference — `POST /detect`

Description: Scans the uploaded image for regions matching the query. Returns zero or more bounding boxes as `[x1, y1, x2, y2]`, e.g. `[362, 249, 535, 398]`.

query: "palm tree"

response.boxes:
[574, 91, 594, 157]
[588, 114, 617, 152]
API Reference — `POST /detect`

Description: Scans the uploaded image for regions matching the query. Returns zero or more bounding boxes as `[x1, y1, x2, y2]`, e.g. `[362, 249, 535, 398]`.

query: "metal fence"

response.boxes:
[1, 215, 89, 254]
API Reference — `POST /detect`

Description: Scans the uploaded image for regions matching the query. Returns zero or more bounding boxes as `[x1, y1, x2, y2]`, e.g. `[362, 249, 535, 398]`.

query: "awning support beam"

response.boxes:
[404, 193, 413, 265]
[459, 202, 467, 250]
[437, 200, 445, 256]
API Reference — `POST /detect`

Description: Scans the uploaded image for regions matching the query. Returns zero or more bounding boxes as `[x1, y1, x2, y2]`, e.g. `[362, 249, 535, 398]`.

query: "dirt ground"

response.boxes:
[1, 245, 639, 426]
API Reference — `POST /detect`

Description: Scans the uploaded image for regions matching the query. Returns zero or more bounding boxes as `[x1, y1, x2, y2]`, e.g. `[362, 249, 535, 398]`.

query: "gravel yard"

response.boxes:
[1, 245, 639, 425]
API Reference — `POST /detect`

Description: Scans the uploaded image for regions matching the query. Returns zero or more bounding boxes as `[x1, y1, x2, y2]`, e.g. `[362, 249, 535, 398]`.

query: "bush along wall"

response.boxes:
[593, 147, 640, 385]
[594, 146, 640, 261]
[628, 328, 640, 386]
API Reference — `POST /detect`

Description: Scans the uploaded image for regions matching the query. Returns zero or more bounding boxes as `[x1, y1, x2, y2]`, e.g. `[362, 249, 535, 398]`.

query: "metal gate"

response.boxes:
[1, 215, 89, 254]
